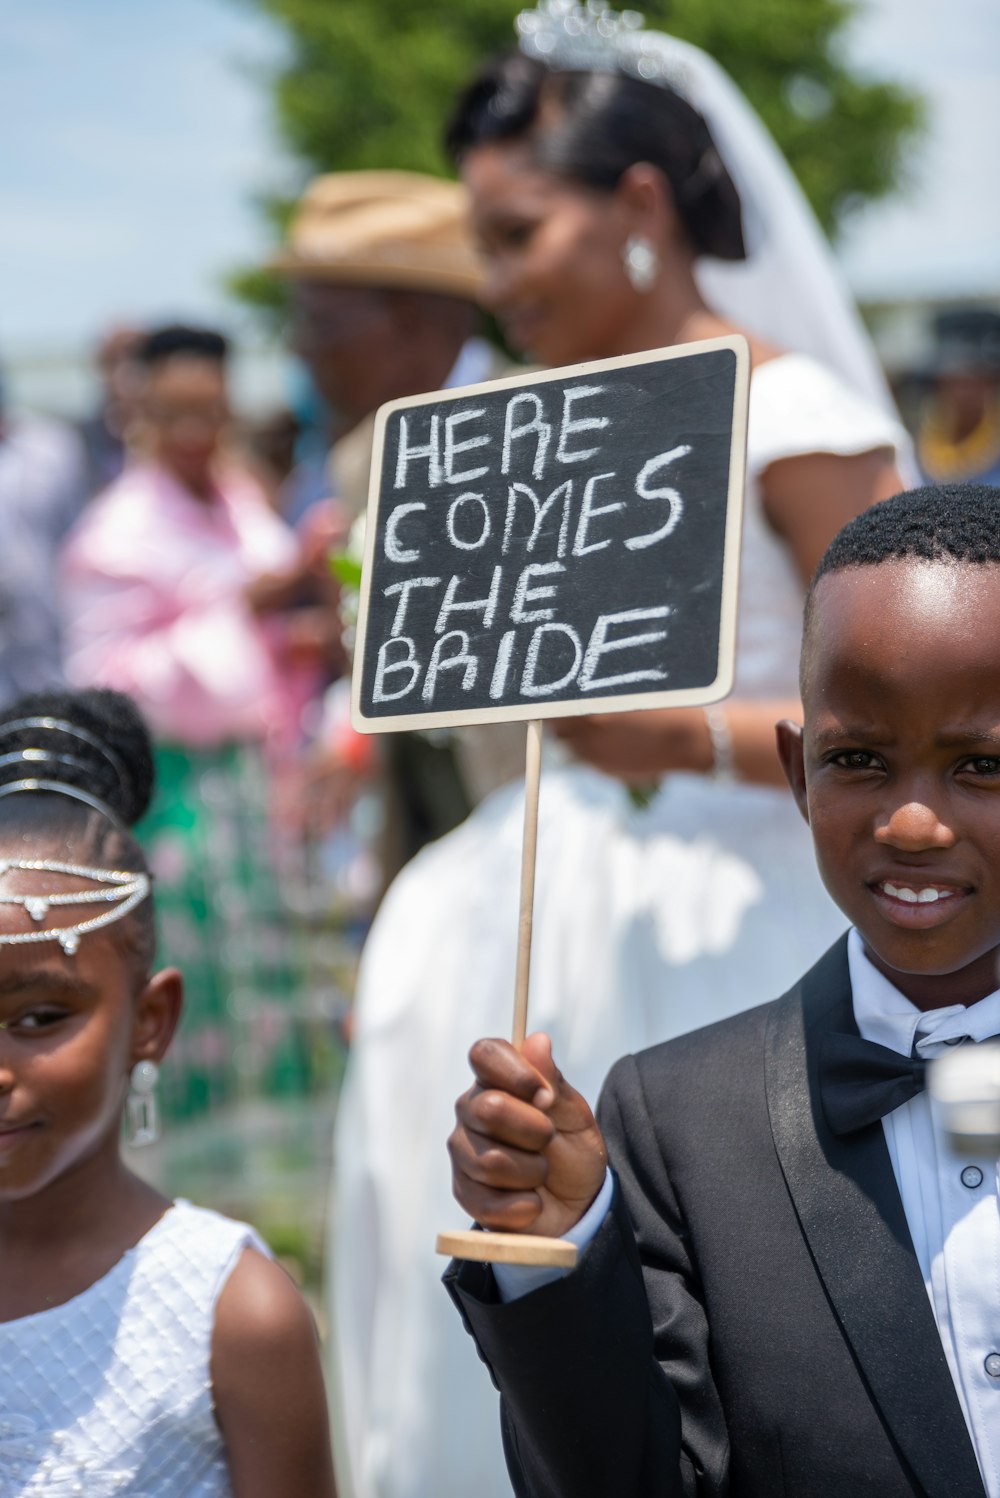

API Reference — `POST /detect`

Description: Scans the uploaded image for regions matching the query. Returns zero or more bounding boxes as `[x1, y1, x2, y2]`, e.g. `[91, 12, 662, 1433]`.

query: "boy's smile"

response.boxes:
[779, 557, 1000, 1010]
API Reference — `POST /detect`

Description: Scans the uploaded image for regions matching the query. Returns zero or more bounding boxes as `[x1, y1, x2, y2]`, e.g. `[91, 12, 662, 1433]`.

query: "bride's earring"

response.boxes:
[126, 1060, 160, 1147]
[622, 233, 659, 293]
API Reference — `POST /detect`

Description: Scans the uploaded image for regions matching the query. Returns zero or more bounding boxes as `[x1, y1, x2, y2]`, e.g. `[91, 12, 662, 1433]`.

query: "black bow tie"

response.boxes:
[820, 1033, 929, 1136]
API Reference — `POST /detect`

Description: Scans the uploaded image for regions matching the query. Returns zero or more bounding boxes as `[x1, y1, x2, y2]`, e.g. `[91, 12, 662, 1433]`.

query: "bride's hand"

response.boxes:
[552, 708, 713, 782]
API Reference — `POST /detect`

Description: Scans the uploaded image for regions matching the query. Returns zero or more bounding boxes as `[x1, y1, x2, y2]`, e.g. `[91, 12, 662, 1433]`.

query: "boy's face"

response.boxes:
[779, 559, 1000, 1010]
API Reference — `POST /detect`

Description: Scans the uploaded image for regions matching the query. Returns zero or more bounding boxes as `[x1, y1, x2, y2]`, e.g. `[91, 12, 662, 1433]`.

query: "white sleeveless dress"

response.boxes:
[328, 353, 906, 1498]
[0, 1201, 265, 1498]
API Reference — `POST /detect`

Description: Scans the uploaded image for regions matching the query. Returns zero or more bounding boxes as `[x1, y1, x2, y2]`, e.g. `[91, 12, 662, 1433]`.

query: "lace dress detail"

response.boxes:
[0, 1201, 265, 1497]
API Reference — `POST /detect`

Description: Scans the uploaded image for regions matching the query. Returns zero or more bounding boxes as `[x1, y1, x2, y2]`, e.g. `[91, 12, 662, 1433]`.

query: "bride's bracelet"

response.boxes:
[703, 705, 738, 782]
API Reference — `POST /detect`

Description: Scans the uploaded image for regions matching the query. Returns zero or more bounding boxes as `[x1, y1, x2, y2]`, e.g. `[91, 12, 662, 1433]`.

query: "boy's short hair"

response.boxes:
[813, 483, 1000, 580]
[801, 484, 1000, 692]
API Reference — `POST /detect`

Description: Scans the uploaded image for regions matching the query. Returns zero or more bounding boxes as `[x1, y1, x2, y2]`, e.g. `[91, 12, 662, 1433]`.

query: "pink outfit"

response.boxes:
[60, 463, 315, 750]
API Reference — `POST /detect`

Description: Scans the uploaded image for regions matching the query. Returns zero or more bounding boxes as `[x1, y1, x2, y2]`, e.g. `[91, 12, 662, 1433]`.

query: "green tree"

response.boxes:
[233, 0, 922, 308]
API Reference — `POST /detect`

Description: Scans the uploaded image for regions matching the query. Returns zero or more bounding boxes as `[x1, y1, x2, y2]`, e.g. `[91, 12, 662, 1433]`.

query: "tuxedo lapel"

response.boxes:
[765, 938, 985, 1498]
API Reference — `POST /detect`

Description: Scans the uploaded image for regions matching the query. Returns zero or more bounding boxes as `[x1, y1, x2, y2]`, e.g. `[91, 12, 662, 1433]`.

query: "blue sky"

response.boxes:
[1, 0, 997, 358]
[1, 0, 293, 351]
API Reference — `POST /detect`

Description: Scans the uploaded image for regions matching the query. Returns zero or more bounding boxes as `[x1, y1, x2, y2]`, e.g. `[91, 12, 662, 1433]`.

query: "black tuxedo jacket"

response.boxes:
[445, 937, 987, 1497]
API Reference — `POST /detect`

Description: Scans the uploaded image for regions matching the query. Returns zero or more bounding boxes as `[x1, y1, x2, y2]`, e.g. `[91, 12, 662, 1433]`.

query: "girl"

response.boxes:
[0, 688, 336, 1497]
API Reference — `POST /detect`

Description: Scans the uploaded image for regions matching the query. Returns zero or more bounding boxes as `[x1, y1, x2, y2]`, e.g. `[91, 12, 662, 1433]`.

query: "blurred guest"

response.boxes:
[916, 307, 1000, 486]
[60, 324, 334, 1119]
[272, 171, 524, 872]
[0, 366, 87, 703]
[275, 365, 335, 527]
[273, 170, 503, 524]
[239, 404, 303, 511]
[77, 323, 145, 496]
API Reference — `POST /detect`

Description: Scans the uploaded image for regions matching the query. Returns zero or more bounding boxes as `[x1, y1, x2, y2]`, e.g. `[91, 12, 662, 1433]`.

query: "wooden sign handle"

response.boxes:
[438, 718, 578, 1270]
[512, 718, 543, 1050]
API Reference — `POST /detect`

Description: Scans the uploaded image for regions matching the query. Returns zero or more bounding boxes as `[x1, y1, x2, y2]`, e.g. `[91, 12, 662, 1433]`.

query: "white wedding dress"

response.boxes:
[328, 351, 906, 1498]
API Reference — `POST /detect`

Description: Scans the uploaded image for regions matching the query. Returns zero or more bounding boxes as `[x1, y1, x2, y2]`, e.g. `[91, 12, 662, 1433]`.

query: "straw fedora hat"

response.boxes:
[270, 170, 483, 300]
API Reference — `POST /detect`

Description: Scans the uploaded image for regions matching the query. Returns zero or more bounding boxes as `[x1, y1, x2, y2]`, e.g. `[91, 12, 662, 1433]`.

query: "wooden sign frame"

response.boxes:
[351, 335, 749, 734]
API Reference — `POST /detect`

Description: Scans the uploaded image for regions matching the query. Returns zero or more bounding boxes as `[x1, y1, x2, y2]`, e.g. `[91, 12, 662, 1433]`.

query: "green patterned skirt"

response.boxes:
[136, 742, 320, 1122]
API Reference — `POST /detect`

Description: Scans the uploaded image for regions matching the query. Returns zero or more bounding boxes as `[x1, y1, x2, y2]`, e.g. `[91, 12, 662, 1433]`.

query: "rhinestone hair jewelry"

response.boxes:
[0, 717, 130, 787]
[0, 776, 124, 830]
[0, 858, 151, 956]
[516, 1, 691, 91]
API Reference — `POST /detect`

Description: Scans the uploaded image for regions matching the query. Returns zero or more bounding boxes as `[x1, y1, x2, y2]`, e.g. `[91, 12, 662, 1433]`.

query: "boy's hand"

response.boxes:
[448, 1032, 608, 1240]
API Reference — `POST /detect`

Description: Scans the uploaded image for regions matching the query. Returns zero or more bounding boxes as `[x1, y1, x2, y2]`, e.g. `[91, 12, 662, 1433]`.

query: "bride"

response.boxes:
[329, 9, 909, 1498]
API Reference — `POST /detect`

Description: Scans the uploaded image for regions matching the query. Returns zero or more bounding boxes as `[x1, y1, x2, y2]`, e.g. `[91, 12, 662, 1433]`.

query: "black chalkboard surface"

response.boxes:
[352, 336, 748, 731]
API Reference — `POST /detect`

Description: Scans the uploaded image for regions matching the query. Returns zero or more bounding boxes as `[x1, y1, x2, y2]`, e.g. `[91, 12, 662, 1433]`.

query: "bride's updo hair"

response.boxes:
[445, 49, 746, 263]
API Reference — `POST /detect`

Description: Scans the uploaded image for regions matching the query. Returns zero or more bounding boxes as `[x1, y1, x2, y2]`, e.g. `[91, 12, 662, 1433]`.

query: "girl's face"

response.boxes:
[0, 856, 178, 1204]
[462, 141, 643, 368]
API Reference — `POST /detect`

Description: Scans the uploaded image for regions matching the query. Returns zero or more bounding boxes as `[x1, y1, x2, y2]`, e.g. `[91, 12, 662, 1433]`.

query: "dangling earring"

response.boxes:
[126, 1060, 160, 1147]
[622, 233, 659, 293]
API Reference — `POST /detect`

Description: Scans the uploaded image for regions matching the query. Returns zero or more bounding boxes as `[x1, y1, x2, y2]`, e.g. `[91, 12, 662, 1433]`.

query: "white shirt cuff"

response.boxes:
[493, 1168, 615, 1303]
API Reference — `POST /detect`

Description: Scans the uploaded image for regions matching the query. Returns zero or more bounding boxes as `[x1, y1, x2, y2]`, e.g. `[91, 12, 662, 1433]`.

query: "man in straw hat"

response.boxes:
[273, 169, 507, 524]
[277, 168, 521, 813]
[273, 173, 522, 865]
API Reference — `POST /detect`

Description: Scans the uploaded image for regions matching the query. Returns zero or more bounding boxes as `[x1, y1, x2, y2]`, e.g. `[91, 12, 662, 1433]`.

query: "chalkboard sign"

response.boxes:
[352, 336, 748, 732]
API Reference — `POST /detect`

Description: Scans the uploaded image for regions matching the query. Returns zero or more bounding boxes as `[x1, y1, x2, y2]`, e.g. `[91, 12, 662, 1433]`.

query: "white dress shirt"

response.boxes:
[499, 928, 1000, 1496]
[848, 928, 1000, 1498]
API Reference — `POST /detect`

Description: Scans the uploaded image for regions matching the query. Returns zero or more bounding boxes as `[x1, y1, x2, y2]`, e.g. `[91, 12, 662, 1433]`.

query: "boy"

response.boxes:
[445, 484, 1000, 1497]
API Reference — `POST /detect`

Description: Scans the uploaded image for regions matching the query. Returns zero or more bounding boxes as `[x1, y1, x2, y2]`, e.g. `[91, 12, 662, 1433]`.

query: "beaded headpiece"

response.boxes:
[0, 858, 151, 956]
[0, 718, 150, 955]
[516, 1, 690, 91]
